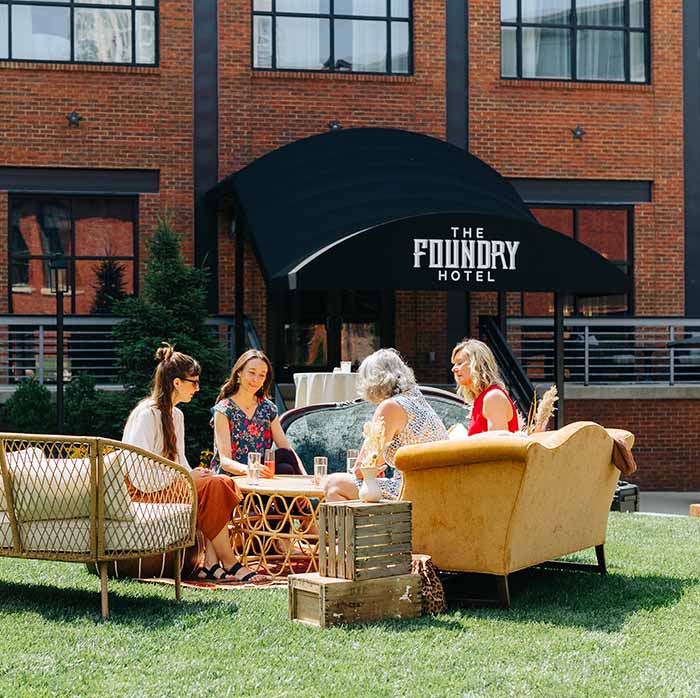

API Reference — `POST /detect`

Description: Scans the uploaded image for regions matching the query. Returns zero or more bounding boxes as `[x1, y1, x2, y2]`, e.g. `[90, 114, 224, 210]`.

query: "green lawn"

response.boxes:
[1, 513, 699, 698]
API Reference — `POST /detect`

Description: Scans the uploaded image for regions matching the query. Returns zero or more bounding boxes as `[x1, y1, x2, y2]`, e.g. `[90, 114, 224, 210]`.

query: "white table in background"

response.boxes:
[293, 372, 359, 408]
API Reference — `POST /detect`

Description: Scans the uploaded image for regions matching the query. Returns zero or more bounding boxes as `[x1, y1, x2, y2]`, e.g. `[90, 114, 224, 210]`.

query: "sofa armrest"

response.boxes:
[395, 433, 529, 473]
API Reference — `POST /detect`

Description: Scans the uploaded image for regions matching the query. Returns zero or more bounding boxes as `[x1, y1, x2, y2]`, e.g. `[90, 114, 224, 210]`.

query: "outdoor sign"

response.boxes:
[284, 212, 630, 295]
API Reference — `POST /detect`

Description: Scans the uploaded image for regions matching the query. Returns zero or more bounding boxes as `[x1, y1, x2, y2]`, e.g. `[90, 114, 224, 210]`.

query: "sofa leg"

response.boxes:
[174, 548, 182, 602]
[99, 562, 109, 620]
[496, 575, 511, 609]
[595, 544, 607, 576]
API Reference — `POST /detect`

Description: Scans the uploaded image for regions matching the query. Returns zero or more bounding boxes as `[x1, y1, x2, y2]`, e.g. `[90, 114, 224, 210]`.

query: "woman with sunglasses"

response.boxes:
[122, 343, 269, 584]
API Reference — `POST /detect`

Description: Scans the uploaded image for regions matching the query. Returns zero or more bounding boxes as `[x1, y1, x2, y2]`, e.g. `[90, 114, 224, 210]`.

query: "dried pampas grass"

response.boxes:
[360, 416, 386, 468]
[527, 385, 558, 434]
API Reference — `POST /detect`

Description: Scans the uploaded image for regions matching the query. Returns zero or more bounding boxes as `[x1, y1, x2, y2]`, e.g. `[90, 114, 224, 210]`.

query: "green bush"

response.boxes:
[63, 374, 131, 439]
[2, 378, 56, 434]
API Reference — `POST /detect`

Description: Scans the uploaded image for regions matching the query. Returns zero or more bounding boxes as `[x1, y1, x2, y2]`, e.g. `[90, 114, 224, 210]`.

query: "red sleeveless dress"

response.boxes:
[468, 385, 519, 435]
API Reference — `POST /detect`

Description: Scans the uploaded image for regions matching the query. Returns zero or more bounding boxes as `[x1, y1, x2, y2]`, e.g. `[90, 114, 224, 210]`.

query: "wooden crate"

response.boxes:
[288, 572, 421, 628]
[318, 500, 412, 581]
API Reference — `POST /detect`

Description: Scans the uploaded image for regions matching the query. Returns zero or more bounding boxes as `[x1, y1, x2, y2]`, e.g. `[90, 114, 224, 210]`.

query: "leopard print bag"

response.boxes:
[411, 553, 446, 614]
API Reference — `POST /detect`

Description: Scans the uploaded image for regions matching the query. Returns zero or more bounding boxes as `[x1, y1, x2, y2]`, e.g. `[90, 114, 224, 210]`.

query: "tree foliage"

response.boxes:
[112, 213, 227, 460]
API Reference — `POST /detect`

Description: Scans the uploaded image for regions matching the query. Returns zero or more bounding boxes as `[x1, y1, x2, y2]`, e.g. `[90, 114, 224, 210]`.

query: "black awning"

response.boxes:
[210, 128, 630, 294]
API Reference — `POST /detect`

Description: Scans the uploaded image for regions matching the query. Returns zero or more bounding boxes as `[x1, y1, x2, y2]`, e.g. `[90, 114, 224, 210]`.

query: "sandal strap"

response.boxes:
[239, 570, 258, 583]
[226, 562, 243, 577]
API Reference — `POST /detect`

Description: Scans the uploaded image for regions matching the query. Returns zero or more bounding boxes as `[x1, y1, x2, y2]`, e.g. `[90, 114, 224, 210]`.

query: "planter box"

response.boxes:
[318, 500, 412, 581]
[288, 572, 421, 628]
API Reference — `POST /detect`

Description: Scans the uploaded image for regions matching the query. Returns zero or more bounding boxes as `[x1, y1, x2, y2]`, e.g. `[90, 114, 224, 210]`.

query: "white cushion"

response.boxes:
[6, 448, 91, 521]
[6, 502, 191, 555]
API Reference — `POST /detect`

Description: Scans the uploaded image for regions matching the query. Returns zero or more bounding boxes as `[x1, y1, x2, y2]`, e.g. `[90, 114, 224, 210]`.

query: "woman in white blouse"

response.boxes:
[123, 343, 269, 584]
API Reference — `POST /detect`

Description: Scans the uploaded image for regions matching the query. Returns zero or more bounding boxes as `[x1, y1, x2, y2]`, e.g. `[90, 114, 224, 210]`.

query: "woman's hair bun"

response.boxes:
[155, 342, 175, 363]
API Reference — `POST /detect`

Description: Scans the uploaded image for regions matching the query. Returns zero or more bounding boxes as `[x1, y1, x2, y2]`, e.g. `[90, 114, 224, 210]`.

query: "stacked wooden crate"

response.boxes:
[288, 501, 421, 628]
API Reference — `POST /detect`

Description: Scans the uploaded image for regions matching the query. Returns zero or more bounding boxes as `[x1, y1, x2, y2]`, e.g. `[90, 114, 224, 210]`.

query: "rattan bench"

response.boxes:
[0, 433, 197, 619]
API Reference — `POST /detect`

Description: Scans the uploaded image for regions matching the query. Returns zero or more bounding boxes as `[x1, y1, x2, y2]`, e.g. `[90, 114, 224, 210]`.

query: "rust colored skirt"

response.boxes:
[194, 472, 242, 541]
[127, 471, 241, 543]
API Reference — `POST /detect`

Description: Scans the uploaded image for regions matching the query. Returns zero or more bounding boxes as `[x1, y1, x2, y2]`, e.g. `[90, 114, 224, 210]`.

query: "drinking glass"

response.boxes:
[346, 448, 359, 475]
[264, 448, 275, 478]
[247, 452, 262, 484]
[340, 361, 352, 373]
[313, 456, 328, 486]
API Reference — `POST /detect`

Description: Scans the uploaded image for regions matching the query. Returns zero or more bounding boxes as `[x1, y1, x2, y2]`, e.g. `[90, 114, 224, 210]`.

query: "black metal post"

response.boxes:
[554, 293, 565, 428]
[497, 291, 507, 338]
[234, 218, 245, 359]
[56, 288, 64, 433]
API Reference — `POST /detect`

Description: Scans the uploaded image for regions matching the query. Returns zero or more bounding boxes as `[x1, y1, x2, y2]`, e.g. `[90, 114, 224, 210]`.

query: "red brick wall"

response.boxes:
[0, 1, 195, 309]
[567, 399, 700, 490]
[468, 0, 685, 317]
[216, 0, 447, 342]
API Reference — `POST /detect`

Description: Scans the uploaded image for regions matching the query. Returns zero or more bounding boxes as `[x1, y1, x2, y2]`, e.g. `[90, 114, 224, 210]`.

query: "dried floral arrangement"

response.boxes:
[359, 416, 386, 469]
[526, 385, 559, 434]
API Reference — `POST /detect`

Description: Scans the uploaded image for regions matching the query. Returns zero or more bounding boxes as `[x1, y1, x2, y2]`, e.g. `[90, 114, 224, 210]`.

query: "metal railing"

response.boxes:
[508, 317, 700, 385]
[0, 315, 238, 385]
[0, 313, 288, 409]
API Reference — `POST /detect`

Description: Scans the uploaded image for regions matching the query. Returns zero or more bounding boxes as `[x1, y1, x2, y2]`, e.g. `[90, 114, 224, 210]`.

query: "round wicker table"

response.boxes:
[229, 475, 325, 578]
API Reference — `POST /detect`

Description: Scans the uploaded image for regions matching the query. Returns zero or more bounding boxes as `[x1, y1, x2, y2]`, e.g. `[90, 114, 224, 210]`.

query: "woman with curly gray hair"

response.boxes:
[324, 349, 448, 502]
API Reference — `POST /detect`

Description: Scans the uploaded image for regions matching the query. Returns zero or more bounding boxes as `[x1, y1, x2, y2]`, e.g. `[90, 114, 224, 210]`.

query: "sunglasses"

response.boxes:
[180, 377, 200, 387]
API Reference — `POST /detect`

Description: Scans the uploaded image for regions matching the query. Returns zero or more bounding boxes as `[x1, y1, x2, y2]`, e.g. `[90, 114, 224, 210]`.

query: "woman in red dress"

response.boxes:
[451, 339, 519, 435]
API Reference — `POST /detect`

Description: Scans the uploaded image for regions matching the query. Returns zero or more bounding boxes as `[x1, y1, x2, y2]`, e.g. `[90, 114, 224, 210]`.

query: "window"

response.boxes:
[0, 0, 157, 65]
[8, 196, 137, 314]
[501, 0, 648, 82]
[252, 0, 411, 74]
[522, 206, 633, 316]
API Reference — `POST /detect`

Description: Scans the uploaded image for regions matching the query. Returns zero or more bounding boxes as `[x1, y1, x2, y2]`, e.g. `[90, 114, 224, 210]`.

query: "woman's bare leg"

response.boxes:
[324, 473, 359, 502]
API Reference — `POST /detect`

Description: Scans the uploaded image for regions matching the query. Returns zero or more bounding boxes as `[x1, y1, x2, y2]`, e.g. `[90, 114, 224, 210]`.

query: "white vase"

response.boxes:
[358, 466, 383, 503]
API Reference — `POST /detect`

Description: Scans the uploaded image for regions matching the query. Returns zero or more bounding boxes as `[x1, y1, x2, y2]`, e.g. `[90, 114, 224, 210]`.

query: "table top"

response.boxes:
[233, 474, 325, 497]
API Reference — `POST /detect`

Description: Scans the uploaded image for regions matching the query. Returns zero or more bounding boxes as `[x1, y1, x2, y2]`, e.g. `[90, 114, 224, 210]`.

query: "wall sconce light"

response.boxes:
[66, 111, 83, 128]
[328, 120, 342, 131]
[570, 125, 585, 140]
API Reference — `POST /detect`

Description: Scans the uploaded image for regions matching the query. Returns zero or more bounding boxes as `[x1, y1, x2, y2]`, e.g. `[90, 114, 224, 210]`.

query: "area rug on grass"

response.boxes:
[138, 576, 288, 590]
[137, 558, 315, 590]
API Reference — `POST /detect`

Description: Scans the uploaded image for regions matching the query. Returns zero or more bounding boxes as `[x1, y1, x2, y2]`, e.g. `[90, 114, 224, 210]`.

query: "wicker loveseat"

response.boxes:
[0, 433, 197, 619]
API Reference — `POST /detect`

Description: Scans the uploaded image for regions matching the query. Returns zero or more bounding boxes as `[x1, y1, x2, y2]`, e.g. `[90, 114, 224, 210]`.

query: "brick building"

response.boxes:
[1, 0, 698, 489]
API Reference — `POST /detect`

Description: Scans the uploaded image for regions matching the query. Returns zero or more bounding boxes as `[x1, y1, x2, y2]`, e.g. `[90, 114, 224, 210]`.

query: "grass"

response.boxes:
[1, 513, 699, 698]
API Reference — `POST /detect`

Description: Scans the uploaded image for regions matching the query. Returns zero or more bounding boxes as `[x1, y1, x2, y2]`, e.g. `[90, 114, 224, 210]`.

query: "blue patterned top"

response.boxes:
[210, 397, 278, 473]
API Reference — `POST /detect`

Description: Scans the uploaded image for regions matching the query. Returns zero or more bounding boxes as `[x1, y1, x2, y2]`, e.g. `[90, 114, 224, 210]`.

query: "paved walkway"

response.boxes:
[639, 491, 700, 516]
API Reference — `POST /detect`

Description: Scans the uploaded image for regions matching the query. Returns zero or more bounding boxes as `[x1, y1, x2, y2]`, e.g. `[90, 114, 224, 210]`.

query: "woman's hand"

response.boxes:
[220, 460, 248, 477]
[261, 462, 275, 479]
[190, 467, 212, 481]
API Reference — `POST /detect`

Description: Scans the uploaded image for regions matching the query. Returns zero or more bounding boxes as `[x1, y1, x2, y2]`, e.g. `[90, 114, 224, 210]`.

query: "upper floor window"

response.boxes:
[501, 0, 648, 82]
[0, 0, 157, 65]
[252, 0, 411, 75]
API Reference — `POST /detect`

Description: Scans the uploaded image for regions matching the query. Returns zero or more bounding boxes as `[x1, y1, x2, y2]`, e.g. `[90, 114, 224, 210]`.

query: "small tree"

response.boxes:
[112, 213, 226, 460]
[91, 257, 127, 314]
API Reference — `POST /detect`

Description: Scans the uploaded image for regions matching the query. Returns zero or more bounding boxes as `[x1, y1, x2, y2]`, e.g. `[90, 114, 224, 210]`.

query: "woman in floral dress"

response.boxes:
[211, 350, 302, 476]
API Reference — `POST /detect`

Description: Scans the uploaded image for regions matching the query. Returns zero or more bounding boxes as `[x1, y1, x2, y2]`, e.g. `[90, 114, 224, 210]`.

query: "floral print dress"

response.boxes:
[210, 397, 277, 474]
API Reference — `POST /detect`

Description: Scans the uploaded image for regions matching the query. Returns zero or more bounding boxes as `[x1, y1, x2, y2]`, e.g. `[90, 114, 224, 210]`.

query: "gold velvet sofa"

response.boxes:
[394, 421, 634, 607]
[0, 433, 197, 619]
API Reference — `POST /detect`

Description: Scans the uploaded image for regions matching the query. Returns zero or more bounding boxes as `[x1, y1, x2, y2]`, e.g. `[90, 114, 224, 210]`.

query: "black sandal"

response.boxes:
[195, 563, 236, 582]
[225, 562, 271, 584]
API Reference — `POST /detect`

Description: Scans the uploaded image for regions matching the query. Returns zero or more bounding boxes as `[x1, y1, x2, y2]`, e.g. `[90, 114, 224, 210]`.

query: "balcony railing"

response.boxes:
[508, 317, 700, 385]
[0, 315, 237, 386]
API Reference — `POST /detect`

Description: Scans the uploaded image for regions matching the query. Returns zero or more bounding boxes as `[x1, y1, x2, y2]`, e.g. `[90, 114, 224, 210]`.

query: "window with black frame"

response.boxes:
[501, 0, 648, 82]
[8, 195, 137, 315]
[522, 206, 633, 317]
[252, 0, 411, 74]
[0, 0, 157, 65]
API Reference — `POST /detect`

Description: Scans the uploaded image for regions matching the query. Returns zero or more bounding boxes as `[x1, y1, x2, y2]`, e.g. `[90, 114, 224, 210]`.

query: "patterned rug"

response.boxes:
[137, 559, 314, 590]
